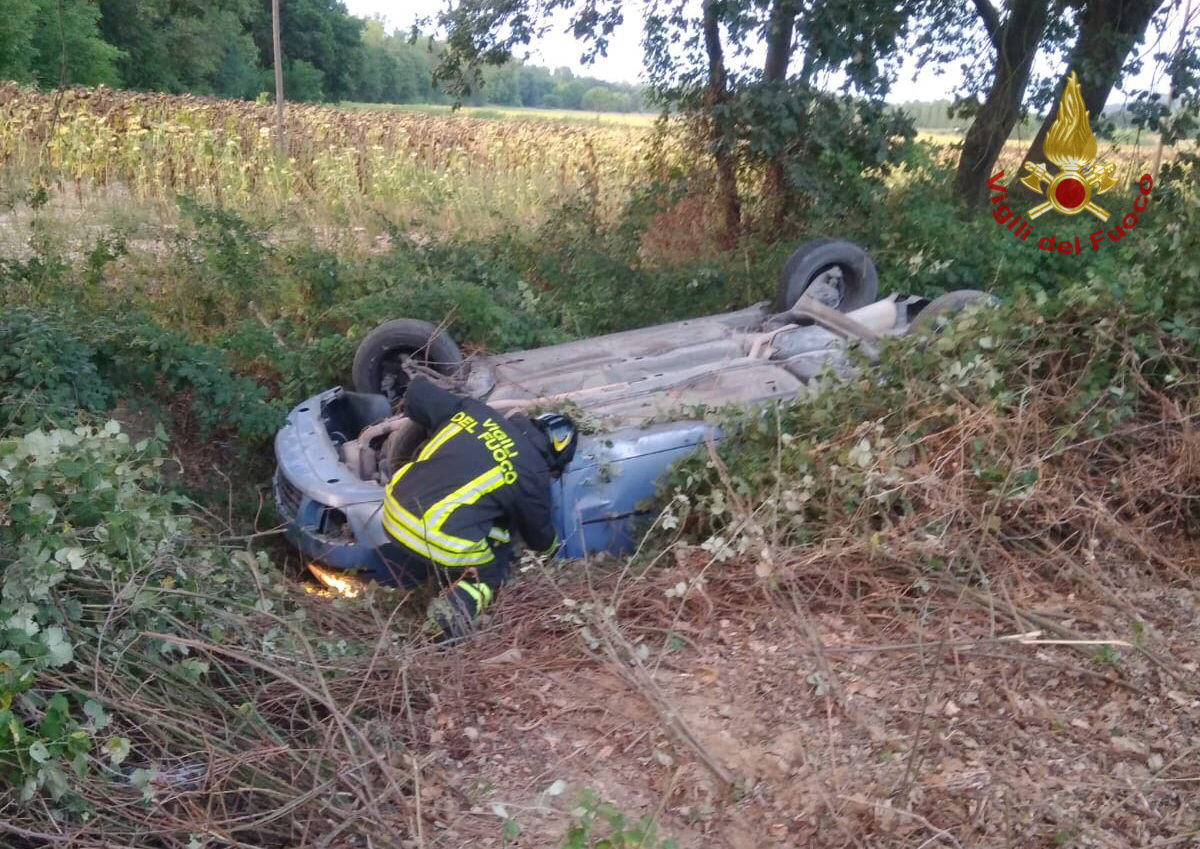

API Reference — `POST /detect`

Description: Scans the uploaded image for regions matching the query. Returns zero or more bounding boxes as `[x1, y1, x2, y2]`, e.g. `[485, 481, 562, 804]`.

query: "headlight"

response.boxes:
[307, 563, 365, 598]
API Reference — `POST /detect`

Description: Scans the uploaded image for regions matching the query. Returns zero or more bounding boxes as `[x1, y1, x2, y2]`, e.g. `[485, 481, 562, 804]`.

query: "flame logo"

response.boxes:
[1019, 70, 1118, 221]
[1043, 72, 1097, 170]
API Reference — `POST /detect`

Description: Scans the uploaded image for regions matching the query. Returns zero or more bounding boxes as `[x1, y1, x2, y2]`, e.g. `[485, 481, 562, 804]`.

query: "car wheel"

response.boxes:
[352, 318, 463, 403]
[774, 238, 880, 313]
[907, 290, 999, 336]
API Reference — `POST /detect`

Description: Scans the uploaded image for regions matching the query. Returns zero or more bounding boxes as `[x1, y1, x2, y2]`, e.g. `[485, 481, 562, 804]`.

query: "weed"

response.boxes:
[561, 789, 678, 849]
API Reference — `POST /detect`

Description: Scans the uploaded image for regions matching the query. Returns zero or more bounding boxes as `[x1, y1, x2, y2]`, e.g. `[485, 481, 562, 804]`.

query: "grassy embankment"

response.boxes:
[1, 84, 1199, 846]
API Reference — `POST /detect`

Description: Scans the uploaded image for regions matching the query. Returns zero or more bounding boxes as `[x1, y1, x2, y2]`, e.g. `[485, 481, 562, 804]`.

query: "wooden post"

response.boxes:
[272, 0, 285, 154]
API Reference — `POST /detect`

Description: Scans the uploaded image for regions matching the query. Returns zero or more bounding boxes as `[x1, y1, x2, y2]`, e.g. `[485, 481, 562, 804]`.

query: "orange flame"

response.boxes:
[1043, 72, 1097, 171]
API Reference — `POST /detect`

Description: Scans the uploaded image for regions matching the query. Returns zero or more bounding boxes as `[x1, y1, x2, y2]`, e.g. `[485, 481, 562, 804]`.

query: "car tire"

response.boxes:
[352, 318, 463, 402]
[774, 238, 880, 313]
[907, 290, 999, 336]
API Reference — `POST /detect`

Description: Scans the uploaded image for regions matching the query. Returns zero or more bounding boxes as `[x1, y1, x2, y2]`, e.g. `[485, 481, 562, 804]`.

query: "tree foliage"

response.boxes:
[0, 0, 646, 111]
[437, 0, 919, 244]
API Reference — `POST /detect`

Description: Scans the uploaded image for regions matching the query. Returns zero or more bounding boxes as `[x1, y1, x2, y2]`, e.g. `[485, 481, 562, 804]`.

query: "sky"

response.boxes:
[345, 0, 1188, 105]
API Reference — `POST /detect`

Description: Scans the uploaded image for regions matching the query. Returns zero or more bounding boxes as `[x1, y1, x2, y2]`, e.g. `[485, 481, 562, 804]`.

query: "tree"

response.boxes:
[950, 0, 1051, 210]
[699, 0, 741, 248]
[437, 0, 917, 248]
[557, 78, 589, 109]
[924, 0, 1175, 210]
[580, 85, 613, 110]
[1019, 0, 1165, 176]
[99, 0, 261, 96]
[518, 65, 555, 106]
[0, 0, 38, 83]
[29, 0, 123, 87]
[250, 0, 363, 102]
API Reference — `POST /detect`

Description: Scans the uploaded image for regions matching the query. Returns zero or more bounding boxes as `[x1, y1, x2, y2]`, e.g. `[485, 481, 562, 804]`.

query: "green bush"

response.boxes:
[0, 423, 289, 808]
[0, 310, 114, 431]
[0, 306, 280, 442]
[662, 198, 1200, 560]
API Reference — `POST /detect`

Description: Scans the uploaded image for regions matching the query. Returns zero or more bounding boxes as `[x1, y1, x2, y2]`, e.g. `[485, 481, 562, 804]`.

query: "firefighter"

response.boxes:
[378, 375, 577, 641]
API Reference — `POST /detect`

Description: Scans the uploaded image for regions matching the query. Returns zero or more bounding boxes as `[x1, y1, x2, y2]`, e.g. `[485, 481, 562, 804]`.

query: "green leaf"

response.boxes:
[41, 763, 70, 800]
[42, 627, 74, 667]
[105, 736, 131, 766]
[130, 766, 158, 801]
[28, 740, 51, 763]
[84, 699, 111, 730]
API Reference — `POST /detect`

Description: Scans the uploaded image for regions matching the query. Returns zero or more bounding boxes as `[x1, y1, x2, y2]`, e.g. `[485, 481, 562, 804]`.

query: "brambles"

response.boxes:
[0, 310, 113, 430]
[0, 306, 279, 442]
[666, 239, 1200, 584]
[0, 422, 421, 842]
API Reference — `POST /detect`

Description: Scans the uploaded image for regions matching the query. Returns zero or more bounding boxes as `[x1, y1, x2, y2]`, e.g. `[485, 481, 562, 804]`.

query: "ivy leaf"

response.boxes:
[42, 627, 74, 667]
[105, 736, 132, 766]
[84, 699, 111, 731]
[54, 546, 87, 570]
[28, 740, 51, 763]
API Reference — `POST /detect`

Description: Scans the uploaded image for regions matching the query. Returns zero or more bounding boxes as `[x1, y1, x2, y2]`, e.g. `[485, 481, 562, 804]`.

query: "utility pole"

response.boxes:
[272, 0, 285, 154]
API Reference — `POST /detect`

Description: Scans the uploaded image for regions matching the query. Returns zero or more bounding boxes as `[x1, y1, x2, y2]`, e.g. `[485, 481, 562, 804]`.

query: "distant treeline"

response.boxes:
[0, 0, 646, 112]
[893, 100, 964, 130]
[895, 99, 1146, 132]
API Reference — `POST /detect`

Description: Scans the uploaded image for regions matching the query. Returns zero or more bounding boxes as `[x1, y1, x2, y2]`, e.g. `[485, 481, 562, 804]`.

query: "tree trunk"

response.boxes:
[702, 0, 741, 249]
[953, 0, 1051, 211]
[1020, 0, 1165, 177]
[763, 0, 800, 224]
[272, 0, 285, 154]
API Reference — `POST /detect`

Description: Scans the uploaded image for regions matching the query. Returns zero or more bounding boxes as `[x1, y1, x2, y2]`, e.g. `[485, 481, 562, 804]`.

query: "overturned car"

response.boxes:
[273, 239, 993, 587]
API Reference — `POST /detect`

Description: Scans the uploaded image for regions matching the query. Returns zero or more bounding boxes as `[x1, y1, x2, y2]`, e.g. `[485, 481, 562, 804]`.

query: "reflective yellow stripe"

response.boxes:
[539, 533, 559, 556]
[383, 457, 511, 568]
[381, 511, 495, 566]
[417, 423, 461, 461]
[458, 581, 485, 613]
[384, 499, 487, 554]
[426, 467, 506, 529]
[477, 582, 493, 608]
[388, 462, 413, 488]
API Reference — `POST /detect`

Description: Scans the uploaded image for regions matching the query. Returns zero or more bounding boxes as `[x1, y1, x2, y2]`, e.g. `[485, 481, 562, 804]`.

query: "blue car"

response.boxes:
[272, 239, 989, 591]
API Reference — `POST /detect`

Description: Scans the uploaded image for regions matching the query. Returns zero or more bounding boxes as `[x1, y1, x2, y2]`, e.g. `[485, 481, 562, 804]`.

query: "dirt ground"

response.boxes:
[397, 549, 1200, 849]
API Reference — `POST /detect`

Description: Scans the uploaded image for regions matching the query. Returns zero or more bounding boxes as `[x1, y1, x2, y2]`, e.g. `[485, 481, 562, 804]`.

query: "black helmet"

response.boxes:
[532, 412, 578, 473]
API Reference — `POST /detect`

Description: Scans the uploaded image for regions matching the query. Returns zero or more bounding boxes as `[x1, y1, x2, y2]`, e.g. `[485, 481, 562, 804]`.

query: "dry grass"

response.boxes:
[918, 131, 1179, 187]
[399, 326, 1200, 846]
[9, 311, 1200, 847]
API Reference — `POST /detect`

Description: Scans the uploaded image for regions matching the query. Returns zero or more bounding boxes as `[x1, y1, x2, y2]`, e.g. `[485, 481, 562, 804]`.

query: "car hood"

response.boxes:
[274, 388, 385, 508]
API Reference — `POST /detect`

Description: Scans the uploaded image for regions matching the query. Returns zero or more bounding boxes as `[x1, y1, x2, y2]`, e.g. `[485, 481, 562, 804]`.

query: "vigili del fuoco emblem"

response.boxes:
[1020, 71, 1119, 221]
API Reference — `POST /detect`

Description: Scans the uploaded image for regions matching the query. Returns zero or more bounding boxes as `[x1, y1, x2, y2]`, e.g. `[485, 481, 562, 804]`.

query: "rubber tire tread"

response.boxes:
[907, 289, 997, 336]
[351, 318, 463, 396]
[774, 238, 880, 313]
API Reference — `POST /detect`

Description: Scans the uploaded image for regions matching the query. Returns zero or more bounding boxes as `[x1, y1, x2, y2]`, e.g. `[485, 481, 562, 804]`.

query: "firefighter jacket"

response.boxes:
[382, 376, 558, 568]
